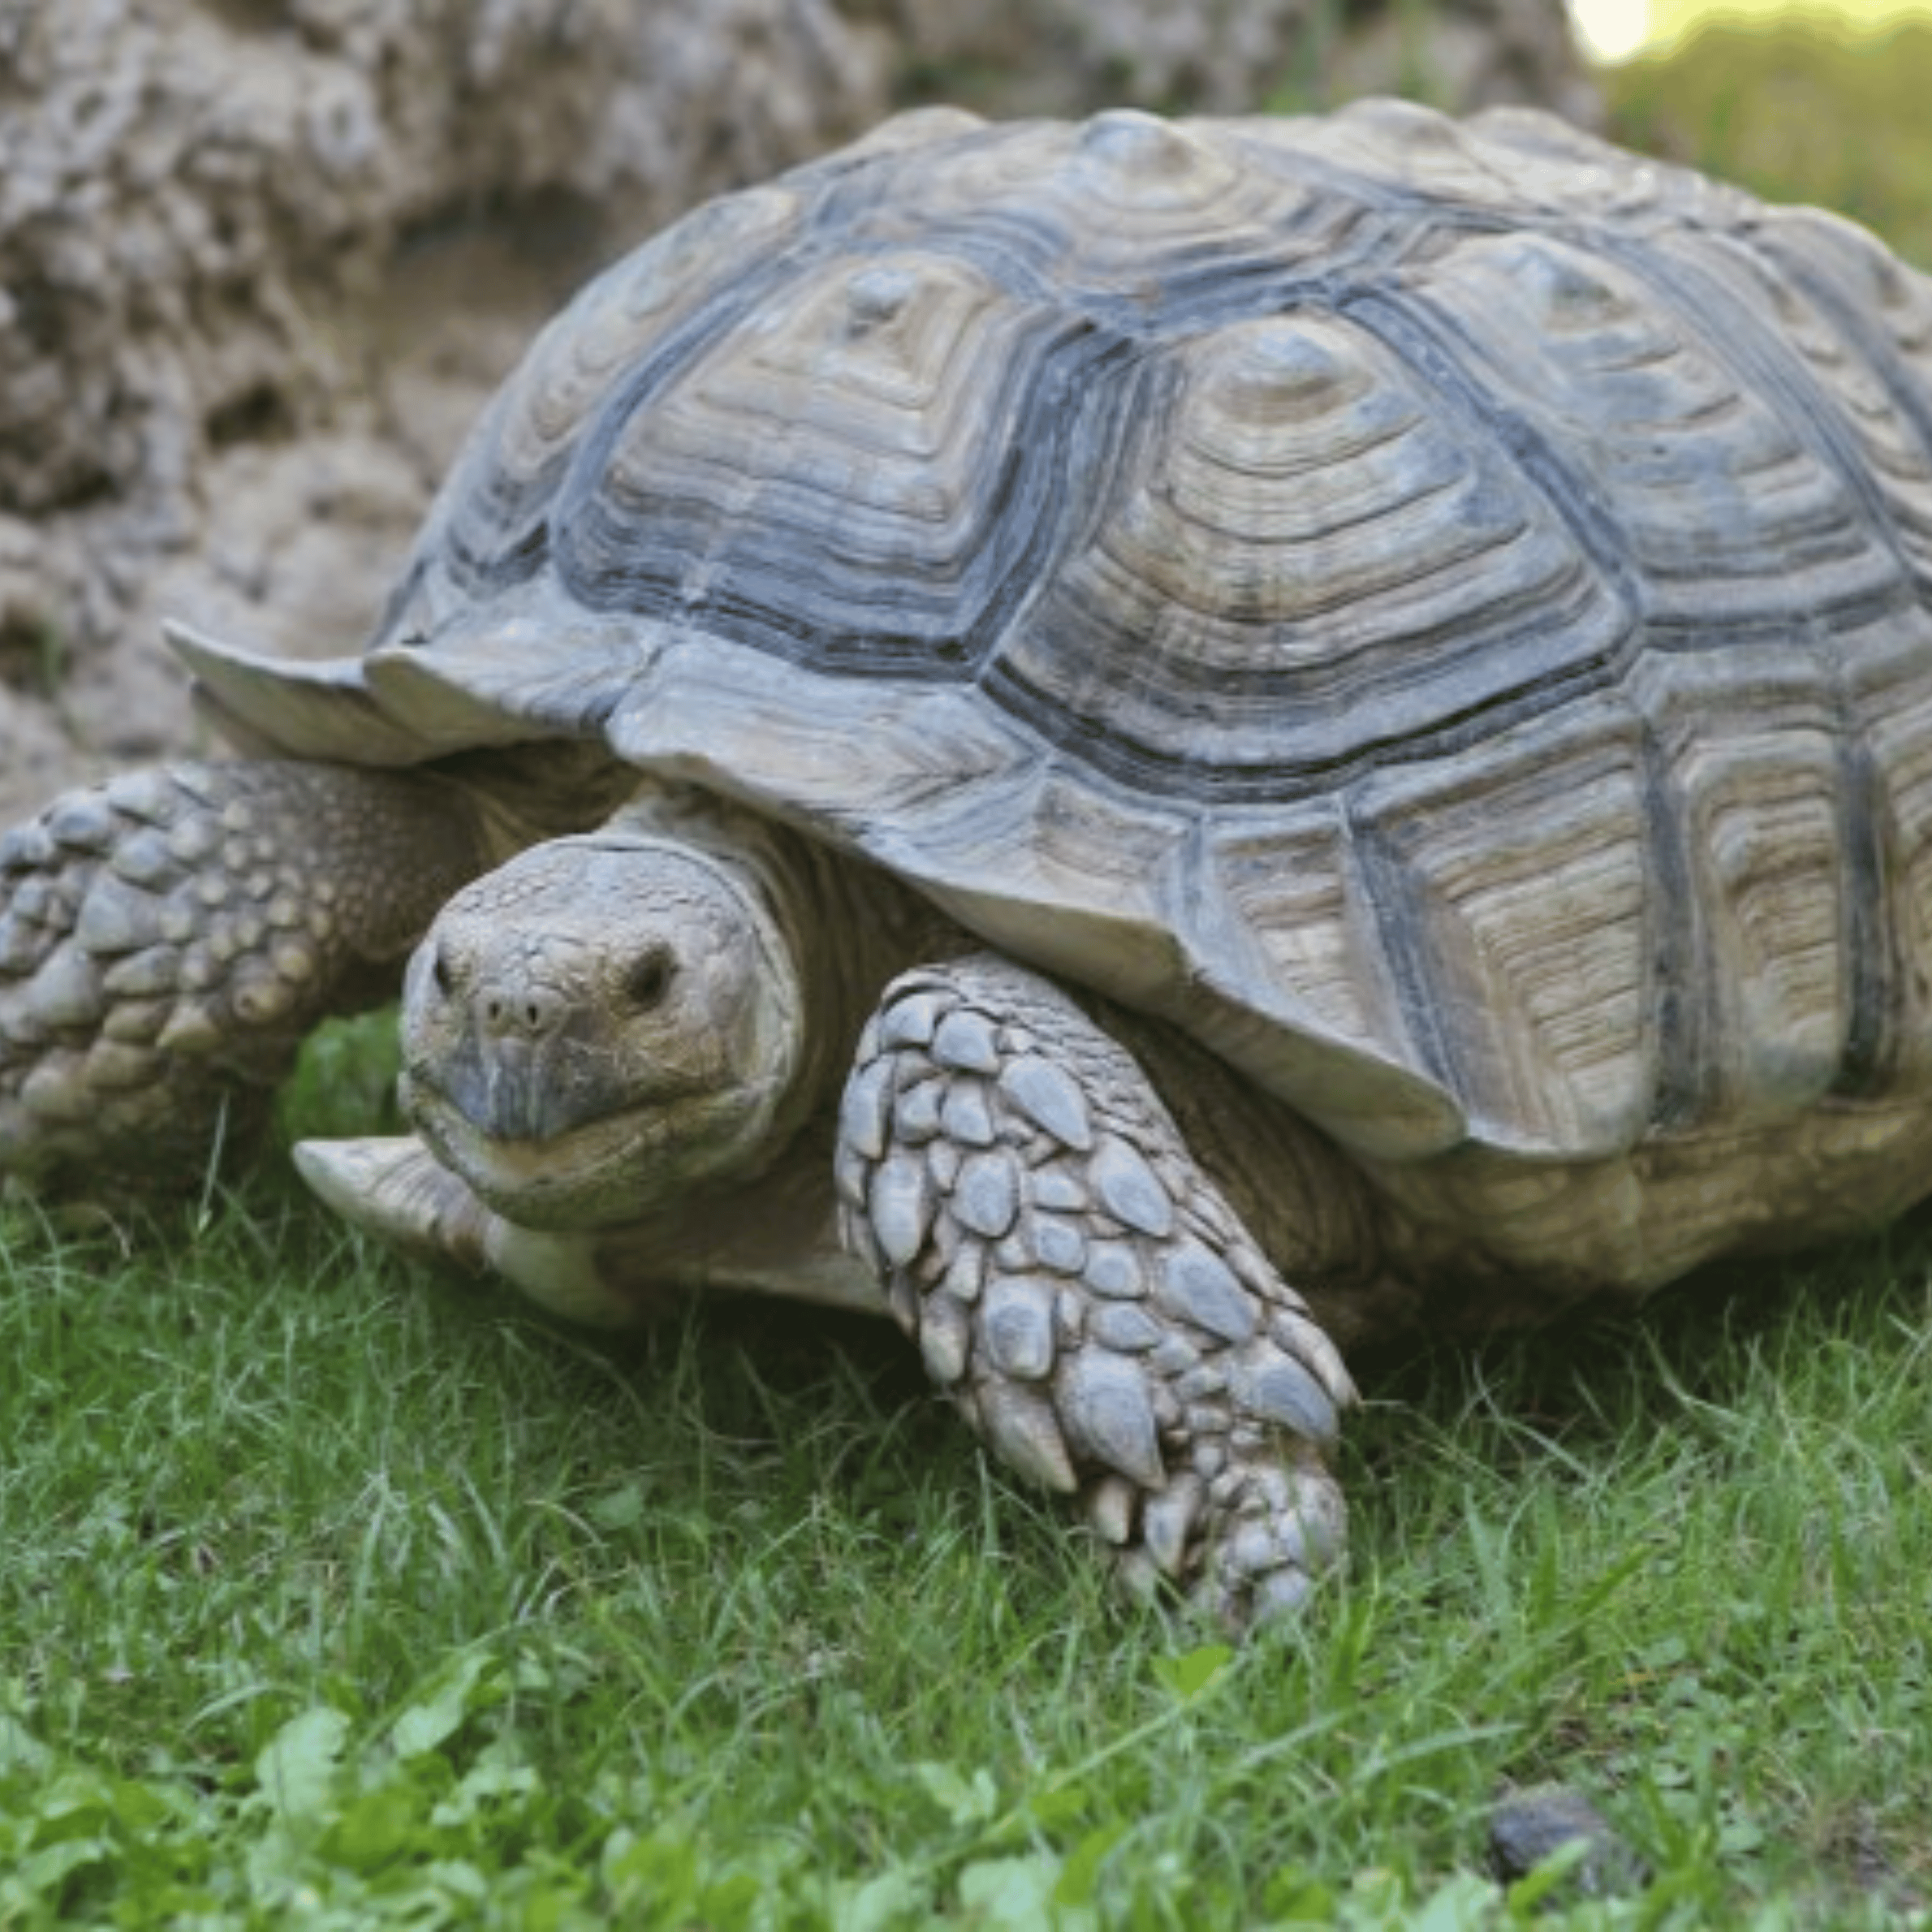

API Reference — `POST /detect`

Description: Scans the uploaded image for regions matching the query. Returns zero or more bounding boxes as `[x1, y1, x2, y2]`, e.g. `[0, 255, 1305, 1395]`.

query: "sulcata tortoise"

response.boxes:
[6, 100, 1932, 1625]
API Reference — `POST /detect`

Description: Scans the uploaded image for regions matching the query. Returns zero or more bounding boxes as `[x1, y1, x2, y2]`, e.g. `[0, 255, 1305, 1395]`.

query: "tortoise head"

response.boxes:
[399, 832, 806, 1231]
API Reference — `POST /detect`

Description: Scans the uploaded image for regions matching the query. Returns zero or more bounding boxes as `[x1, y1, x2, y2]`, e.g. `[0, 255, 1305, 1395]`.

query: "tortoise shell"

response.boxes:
[178, 99, 1932, 1168]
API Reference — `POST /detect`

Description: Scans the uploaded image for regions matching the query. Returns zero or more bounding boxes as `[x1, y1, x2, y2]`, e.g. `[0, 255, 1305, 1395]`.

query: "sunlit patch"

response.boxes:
[1575, 0, 1932, 63]
[1571, 0, 1653, 61]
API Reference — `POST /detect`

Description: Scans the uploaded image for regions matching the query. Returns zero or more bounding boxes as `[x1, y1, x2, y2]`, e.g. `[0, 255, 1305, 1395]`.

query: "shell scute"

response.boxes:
[175, 102, 1932, 1163]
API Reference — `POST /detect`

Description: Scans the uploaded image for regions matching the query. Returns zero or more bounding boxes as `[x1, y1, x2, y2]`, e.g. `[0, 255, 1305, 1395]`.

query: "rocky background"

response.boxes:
[0, 0, 1594, 823]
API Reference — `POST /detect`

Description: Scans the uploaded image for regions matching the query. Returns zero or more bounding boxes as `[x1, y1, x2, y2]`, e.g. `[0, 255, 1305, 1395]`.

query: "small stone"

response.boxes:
[998, 1056, 1093, 1150]
[994, 1231, 1030, 1270]
[839, 1058, 893, 1162]
[954, 1148, 1020, 1239]
[881, 992, 939, 1048]
[1033, 1215, 1086, 1275]
[1090, 1302, 1163, 1352]
[1089, 1136, 1174, 1238]
[1192, 1441, 1226, 1480]
[940, 1079, 996, 1148]
[933, 1007, 1000, 1074]
[1141, 1473, 1204, 1577]
[981, 1275, 1058, 1381]
[978, 1382, 1078, 1493]
[157, 1002, 221, 1054]
[920, 1291, 972, 1385]
[1157, 1240, 1257, 1344]
[1488, 1785, 1649, 1900]
[869, 1149, 934, 1266]
[1058, 1352, 1165, 1488]
[1082, 1243, 1144, 1300]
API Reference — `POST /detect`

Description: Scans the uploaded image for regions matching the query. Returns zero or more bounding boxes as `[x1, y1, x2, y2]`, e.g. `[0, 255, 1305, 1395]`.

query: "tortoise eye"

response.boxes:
[626, 943, 676, 1011]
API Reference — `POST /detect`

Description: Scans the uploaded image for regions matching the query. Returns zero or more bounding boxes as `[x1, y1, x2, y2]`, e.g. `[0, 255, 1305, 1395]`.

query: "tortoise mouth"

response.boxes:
[403, 1073, 740, 1231]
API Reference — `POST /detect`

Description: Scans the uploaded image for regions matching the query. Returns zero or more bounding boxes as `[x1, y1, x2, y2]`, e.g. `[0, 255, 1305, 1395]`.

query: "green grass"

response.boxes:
[4, 1022, 1932, 1925]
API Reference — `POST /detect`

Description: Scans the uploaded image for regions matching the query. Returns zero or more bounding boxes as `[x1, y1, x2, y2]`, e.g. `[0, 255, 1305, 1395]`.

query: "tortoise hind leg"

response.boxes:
[836, 954, 1355, 1628]
[0, 760, 488, 1195]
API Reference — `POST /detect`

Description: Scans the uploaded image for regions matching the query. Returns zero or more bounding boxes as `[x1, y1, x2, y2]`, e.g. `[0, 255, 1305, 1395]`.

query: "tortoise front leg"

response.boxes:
[836, 955, 1356, 1628]
[0, 761, 488, 1194]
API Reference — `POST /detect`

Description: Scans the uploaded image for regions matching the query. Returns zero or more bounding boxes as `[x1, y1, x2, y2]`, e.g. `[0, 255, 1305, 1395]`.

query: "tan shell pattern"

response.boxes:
[182, 100, 1932, 1166]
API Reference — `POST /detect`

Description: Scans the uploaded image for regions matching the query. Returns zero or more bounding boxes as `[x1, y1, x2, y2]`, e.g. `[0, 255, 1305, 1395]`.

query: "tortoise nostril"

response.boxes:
[478, 982, 567, 1040]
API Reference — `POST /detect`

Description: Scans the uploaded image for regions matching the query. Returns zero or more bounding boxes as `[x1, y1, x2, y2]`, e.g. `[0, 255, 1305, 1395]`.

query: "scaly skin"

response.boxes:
[0, 761, 489, 1192]
[837, 955, 1357, 1627]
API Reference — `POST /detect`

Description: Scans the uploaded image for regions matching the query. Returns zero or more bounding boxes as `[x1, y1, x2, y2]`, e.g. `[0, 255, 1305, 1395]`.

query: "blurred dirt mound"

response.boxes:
[0, 0, 1593, 822]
